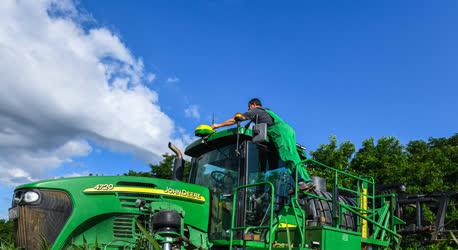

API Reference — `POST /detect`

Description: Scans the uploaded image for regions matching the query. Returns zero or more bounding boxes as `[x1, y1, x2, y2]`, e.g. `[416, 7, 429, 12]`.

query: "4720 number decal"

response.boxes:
[93, 184, 114, 191]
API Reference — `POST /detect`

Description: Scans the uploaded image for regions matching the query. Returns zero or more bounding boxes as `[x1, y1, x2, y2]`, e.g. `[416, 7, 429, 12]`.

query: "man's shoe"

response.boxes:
[298, 181, 315, 192]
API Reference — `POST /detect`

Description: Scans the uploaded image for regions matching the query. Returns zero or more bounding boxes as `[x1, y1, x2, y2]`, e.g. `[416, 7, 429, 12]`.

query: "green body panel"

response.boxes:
[15, 176, 210, 249]
[305, 226, 361, 250]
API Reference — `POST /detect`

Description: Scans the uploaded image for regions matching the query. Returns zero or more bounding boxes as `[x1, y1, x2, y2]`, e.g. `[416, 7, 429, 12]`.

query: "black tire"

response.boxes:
[301, 190, 357, 231]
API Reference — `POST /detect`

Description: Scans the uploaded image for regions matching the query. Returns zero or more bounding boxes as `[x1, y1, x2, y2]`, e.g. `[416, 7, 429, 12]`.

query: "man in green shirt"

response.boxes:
[211, 98, 314, 191]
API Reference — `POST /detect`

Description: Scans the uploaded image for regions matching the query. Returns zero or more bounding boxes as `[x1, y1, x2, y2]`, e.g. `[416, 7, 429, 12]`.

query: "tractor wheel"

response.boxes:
[300, 190, 357, 231]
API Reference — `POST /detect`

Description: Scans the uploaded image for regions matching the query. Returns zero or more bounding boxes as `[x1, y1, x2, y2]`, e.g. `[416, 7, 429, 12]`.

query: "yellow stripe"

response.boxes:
[278, 223, 297, 229]
[83, 186, 205, 203]
[361, 187, 368, 238]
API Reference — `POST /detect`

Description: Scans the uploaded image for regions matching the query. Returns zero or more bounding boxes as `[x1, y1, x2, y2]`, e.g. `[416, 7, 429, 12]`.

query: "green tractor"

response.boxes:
[9, 125, 404, 249]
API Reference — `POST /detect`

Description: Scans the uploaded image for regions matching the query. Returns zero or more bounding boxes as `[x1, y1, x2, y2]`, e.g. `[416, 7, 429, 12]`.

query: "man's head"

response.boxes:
[248, 98, 262, 110]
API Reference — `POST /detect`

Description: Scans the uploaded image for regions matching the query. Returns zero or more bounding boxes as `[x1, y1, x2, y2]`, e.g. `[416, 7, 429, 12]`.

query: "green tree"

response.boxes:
[350, 136, 408, 185]
[0, 219, 13, 244]
[405, 139, 442, 193]
[150, 154, 176, 179]
[123, 169, 151, 177]
[404, 134, 458, 193]
[309, 136, 355, 188]
[399, 135, 458, 248]
[310, 135, 355, 170]
[426, 134, 458, 192]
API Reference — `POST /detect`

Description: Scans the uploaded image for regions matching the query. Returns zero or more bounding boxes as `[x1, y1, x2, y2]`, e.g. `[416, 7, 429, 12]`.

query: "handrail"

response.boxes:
[299, 158, 397, 245]
[340, 203, 402, 239]
[339, 186, 361, 195]
[229, 181, 275, 250]
[291, 165, 308, 247]
[303, 158, 374, 183]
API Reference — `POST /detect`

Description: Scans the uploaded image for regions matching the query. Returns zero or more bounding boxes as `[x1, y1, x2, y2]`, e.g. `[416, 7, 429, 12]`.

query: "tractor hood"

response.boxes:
[16, 175, 209, 204]
[12, 175, 210, 249]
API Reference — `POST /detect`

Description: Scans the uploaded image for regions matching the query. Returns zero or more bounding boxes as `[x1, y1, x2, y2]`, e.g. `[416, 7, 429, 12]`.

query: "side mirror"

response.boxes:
[252, 123, 268, 143]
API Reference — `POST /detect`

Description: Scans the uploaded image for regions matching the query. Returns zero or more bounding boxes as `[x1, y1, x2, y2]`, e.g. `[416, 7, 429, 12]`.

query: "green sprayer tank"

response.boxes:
[9, 127, 405, 249]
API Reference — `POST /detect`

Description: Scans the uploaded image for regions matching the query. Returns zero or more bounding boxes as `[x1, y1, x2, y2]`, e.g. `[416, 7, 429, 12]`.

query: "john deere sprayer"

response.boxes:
[9, 125, 405, 249]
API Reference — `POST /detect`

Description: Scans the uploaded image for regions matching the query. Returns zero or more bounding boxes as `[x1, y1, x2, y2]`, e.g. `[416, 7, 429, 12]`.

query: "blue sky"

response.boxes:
[82, 0, 457, 145]
[0, 0, 457, 217]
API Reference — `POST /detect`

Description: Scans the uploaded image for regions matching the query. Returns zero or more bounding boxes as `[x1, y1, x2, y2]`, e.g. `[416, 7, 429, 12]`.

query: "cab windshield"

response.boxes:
[190, 144, 239, 193]
[189, 143, 240, 239]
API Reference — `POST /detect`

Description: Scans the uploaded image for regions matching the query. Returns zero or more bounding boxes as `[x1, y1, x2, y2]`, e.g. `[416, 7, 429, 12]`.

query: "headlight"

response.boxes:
[23, 191, 40, 203]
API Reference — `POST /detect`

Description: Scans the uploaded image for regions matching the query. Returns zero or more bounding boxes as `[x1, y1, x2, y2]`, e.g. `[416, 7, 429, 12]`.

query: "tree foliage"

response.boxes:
[311, 134, 458, 194]
[351, 136, 409, 186]
[310, 135, 355, 171]
[0, 219, 13, 244]
[309, 136, 355, 188]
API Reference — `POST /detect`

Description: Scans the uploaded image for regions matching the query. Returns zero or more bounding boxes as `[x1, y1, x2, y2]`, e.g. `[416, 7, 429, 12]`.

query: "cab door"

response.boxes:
[189, 142, 244, 240]
[234, 141, 293, 240]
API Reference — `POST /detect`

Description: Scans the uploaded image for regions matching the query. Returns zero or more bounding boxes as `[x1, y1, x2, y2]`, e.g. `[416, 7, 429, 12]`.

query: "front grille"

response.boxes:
[113, 181, 157, 240]
[113, 215, 135, 239]
[13, 190, 72, 249]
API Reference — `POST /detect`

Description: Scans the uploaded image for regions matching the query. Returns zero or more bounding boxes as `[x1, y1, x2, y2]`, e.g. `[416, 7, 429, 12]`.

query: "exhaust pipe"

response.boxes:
[168, 142, 184, 181]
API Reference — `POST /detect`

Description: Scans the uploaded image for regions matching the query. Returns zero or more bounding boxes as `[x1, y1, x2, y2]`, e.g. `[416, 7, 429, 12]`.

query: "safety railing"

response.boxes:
[229, 182, 276, 250]
[294, 158, 401, 247]
[295, 159, 375, 227]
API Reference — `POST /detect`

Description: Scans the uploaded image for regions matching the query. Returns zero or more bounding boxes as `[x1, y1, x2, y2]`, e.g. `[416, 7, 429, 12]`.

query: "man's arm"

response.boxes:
[211, 114, 248, 129]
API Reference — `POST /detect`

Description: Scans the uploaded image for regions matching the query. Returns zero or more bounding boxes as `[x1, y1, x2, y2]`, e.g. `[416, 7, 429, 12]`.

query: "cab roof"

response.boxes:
[184, 126, 308, 159]
[184, 127, 253, 157]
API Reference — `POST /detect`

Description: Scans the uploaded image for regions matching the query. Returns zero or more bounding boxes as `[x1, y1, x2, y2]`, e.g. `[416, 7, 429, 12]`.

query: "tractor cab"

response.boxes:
[181, 125, 405, 249]
[185, 127, 295, 242]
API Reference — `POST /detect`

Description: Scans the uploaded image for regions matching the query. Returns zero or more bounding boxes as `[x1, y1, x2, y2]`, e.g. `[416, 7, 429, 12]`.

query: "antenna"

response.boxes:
[211, 112, 215, 125]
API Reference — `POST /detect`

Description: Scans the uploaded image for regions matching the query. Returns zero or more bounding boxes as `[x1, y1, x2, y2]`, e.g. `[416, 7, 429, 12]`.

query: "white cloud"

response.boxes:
[184, 105, 200, 120]
[166, 76, 180, 83]
[146, 73, 156, 83]
[0, 0, 187, 185]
